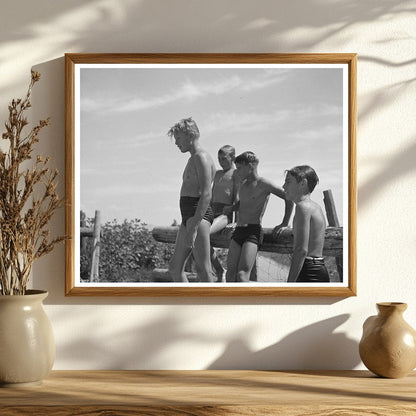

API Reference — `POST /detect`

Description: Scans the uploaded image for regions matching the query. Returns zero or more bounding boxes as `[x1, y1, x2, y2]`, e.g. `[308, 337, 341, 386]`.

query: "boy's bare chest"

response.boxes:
[183, 159, 198, 182]
[239, 182, 266, 203]
[216, 170, 233, 187]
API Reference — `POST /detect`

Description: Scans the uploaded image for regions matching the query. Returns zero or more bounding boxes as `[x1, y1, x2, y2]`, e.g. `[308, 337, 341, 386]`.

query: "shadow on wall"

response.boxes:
[53, 308, 212, 369]
[1, 0, 413, 50]
[208, 314, 360, 370]
[0, 0, 414, 97]
[53, 306, 359, 370]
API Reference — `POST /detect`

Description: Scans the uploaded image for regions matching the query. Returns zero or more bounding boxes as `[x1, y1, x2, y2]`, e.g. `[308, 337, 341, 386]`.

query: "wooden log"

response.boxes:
[80, 227, 94, 237]
[80, 211, 87, 256]
[152, 225, 343, 257]
[323, 189, 343, 280]
[323, 189, 340, 227]
[89, 210, 101, 282]
[80, 227, 104, 237]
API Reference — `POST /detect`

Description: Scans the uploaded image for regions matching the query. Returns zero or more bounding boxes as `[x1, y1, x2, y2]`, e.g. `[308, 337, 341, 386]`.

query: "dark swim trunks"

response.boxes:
[232, 224, 263, 247]
[180, 196, 214, 227]
[211, 202, 233, 223]
[296, 257, 330, 283]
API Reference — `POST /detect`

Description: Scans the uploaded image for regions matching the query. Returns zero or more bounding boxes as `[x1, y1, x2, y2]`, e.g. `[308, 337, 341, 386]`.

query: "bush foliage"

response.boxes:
[80, 218, 174, 283]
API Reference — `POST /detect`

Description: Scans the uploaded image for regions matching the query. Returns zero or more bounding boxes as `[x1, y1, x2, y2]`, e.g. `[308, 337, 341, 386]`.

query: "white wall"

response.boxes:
[1, 0, 415, 370]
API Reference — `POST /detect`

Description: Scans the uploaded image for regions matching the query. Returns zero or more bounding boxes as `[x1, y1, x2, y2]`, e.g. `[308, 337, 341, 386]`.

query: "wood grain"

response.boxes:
[65, 53, 76, 296]
[65, 285, 356, 297]
[0, 370, 415, 415]
[65, 53, 357, 64]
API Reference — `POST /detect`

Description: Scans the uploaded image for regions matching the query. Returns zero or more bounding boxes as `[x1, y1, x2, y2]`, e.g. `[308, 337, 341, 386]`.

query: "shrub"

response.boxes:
[80, 218, 173, 283]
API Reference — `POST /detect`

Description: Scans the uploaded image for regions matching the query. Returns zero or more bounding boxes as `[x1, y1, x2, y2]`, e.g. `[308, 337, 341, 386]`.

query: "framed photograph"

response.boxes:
[65, 53, 356, 296]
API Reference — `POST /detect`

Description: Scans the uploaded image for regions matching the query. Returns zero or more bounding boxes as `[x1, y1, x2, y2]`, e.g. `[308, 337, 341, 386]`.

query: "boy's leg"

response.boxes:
[210, 215, 229, 282]
[211, 247, 225, 282]
[210, 215, 229, 235]
[226, 239, 241, 282]
[169, 224, 192, 282]
[237, 241, 258, 282]
[192, 219, 215, 283]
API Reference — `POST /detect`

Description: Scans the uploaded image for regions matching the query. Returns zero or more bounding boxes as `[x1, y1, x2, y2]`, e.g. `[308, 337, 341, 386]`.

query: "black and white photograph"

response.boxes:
[65, 54, 356, 296]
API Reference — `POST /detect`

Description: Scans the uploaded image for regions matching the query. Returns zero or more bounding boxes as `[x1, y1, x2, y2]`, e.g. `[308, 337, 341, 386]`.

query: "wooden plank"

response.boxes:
[2, 405, 416, 416]
[0, 370, 415, 416]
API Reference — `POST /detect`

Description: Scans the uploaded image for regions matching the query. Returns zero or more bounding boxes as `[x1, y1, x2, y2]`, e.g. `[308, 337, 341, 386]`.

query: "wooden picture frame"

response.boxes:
[65, 53, 356, 296]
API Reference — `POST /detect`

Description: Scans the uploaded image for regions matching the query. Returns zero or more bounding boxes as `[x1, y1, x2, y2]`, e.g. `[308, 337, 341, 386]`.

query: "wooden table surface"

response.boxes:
[1, 370, 415, 415]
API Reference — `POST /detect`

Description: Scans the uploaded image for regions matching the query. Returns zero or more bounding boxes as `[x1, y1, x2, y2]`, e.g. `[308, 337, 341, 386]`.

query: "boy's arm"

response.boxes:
[186, 153, 212, 246]
[223, 200, 239, 217]
[229, 171, 241, 222]
[211, 170, 221, 201]
[287, 204, 310, 282]
[266, 180, 294, 227]
[281, 199, 295, 226]
[232, 170, 240, 204]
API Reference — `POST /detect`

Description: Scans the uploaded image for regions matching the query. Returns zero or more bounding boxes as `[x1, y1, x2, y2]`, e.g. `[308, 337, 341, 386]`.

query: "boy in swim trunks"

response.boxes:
[225, 151, 293, 282]
[281, 165, 329, 283]
[167, 117, 216, 283]
[210, 145, 239, 282]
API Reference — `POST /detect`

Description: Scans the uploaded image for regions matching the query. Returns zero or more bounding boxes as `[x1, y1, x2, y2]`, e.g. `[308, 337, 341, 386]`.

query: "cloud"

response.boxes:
[116, 131, 166, 149]
[80, 75, 241, 114]
[202, 109, 292, 137]
[287, 123, 342, 142]
[83, 180, 179, 199]
[202, 102, 341, 137]
[202, 104, 338, 139]
[80, 69, 289, 114]
[240, 69, 289, 92]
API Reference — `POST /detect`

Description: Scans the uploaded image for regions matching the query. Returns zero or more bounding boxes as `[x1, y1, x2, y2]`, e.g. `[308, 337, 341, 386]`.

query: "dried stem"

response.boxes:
[0, 71, 65, 295]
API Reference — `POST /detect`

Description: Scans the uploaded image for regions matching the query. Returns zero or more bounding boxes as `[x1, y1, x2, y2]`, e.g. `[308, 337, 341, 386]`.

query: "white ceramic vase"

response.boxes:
[0, 290, 55, 387]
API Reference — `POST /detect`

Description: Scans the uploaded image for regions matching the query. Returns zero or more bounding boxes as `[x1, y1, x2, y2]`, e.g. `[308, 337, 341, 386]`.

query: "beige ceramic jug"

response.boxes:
[359, 302, 416, 378]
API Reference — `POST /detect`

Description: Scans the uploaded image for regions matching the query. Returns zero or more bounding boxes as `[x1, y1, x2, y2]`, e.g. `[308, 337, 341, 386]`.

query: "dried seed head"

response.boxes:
[31, 70, 41, 82]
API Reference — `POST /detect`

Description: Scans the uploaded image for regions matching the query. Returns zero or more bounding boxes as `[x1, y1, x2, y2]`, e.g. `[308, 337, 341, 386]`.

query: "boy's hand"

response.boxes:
[272, 224, 288, 240]
[225, 222, 237, 231]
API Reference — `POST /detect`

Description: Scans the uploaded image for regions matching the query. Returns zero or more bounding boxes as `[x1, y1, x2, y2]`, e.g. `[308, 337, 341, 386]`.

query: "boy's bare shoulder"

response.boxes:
[257, 177, 275, 190]
[193, 149, 207, 160]
[295, 200, 313, 215]
[296, 199, 323, 217]
[193, 150, 214, 165]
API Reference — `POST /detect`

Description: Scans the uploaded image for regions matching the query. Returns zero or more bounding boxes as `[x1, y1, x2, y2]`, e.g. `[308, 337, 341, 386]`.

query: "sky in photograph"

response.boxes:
[78, 64, 346, 228]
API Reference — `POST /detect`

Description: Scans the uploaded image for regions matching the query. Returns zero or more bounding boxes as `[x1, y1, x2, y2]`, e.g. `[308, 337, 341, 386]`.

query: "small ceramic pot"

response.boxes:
[0, 290, 55, 387]
[359, 302, 416, 378]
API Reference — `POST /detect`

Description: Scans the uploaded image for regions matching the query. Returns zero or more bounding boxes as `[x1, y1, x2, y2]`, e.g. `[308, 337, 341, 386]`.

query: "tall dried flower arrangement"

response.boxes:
[0, 71, 65, 295]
